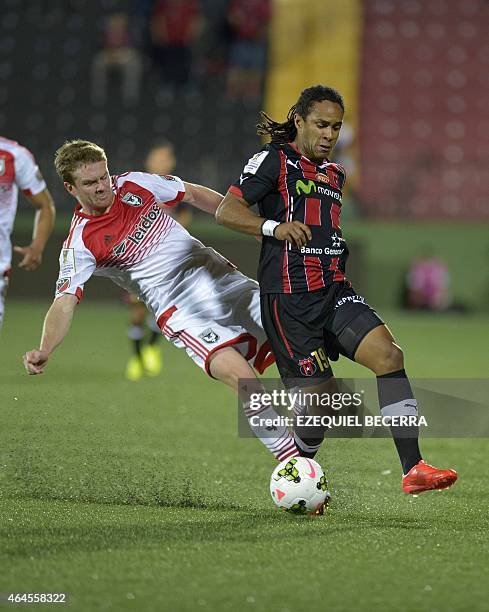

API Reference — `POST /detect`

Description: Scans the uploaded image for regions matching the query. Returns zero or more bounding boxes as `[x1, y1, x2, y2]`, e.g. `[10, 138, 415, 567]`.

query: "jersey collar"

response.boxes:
[74, 194, 118, 219]
[287, 142, 331, 167]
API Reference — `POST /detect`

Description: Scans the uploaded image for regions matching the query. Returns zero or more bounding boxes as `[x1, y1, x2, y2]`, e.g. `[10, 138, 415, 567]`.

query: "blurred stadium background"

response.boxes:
[3, 0, 488, 311]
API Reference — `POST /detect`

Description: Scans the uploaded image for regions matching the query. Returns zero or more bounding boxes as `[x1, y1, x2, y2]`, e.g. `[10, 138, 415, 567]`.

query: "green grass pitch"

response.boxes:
[1, 302, 488, 611]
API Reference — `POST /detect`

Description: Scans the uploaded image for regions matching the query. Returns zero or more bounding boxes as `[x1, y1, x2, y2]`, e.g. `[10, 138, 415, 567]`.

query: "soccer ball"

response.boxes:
[270, 457, 330, 515]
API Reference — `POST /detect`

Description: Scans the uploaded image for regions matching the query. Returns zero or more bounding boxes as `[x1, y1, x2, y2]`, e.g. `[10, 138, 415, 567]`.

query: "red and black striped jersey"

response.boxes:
[229, 142, 348, 294]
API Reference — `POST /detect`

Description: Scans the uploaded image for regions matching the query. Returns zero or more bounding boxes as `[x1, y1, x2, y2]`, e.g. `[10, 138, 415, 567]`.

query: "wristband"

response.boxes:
[261, 219, 280, 237]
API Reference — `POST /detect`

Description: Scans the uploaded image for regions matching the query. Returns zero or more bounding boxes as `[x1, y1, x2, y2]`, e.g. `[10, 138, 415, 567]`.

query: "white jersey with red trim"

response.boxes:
[57, 171, 242, 314]
[0, 136, 47, 272]
[56, 171, 274, 376]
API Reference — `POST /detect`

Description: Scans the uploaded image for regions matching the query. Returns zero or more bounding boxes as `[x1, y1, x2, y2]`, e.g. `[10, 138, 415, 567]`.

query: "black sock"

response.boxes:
[377, 369, 422, 474]
[149, 331, 160, 345]
[291, 394, 326, 459]
[128, 324, 145, 358]
[293, 432, 322, 458]
[133, 338, 142, 357]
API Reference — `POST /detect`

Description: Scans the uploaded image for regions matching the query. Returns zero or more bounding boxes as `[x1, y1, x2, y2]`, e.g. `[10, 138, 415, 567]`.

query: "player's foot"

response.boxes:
[402, 460, 458, 495]
[125, 356, 144, 381]
[141, 345, 162, 377]
[313, 491, 331, 516]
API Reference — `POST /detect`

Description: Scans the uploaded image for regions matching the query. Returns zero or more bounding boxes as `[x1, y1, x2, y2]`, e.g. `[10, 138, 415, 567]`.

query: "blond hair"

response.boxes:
[54, 139, 107, 184]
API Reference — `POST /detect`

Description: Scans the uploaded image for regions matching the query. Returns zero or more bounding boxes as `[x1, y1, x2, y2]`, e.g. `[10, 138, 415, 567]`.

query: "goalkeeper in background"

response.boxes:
[125, 139, 193, 381]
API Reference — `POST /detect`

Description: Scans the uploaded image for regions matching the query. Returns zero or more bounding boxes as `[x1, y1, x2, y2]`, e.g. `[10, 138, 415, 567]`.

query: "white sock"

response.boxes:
[243, 401, 297, 462]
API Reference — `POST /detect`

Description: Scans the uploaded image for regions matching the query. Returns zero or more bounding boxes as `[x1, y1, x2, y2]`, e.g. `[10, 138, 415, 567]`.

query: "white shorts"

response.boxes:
[155, 268, 274, 377]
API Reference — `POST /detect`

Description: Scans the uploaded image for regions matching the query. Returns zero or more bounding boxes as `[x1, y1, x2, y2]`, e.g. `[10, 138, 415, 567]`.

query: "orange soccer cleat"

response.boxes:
[402, 460, 458, 495]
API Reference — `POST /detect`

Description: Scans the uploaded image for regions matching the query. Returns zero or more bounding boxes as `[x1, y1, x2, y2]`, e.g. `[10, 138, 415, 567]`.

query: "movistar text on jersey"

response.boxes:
[317, 185, 341, 200]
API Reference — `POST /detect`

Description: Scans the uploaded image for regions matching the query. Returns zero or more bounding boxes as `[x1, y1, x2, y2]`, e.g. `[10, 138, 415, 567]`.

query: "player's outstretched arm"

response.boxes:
[182, 182, 223, 215]
[23, 294, 78, 375]
[14, 188, 56, 271]
[216, 191, 312, 247]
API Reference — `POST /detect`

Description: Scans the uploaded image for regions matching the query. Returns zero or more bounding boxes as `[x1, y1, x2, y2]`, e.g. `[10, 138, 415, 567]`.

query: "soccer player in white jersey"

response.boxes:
[0, 136, 56, 330]
[23, 140, 297, 464]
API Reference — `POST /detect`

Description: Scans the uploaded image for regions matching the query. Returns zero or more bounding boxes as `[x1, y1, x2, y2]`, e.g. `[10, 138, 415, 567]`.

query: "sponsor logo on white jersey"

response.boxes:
[127, 203, 161, 245]
[112, 203, 162, 256]
[122, 192, 143, 207]
[112, 240, 127, 256]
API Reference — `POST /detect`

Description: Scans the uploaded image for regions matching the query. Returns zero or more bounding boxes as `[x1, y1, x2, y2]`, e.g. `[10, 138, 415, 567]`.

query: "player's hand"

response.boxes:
[14, 244, 43, 271]
[23, 349, 49, 375]
[274, 221, 312, 247]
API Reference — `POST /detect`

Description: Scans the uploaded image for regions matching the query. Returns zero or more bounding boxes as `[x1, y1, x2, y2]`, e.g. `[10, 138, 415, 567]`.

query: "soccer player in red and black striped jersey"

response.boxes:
[217, 85, 457, 495]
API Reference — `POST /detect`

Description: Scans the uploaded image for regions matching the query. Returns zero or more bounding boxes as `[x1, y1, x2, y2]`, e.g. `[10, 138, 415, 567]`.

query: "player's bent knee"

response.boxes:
[378, 343, 404, 374]
[208, 346, 254, 389]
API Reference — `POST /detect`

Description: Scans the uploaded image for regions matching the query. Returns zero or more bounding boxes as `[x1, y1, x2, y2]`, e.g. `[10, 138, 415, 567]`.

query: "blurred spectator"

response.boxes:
[197, 0, 232, 79]
[332, 120, 355, 177]
[145, 140, 193, 228]
[226, 0, 271, 101]
[125, 139, 193, 381]
[149, 0, 203, 94]
[330, 118, 360, 214]
[404, 252, 451, 311]
[91, 13, 143, 106]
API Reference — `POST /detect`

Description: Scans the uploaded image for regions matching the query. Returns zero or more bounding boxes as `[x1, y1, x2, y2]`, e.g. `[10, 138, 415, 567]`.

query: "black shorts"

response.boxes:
[260, 281, 383, 383]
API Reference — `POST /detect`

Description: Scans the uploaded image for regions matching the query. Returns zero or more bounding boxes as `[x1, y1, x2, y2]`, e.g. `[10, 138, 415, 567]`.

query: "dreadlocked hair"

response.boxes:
[256, 84, 344, 144]
[257, 108, 297, 143]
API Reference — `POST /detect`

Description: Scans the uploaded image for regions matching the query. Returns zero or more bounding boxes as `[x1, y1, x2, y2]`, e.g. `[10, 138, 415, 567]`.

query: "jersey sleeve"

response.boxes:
[14, 146, 47, 196]
[54, 243, 96, 303]
[228, 146, 280, 205]
[120, 171, 185, 207]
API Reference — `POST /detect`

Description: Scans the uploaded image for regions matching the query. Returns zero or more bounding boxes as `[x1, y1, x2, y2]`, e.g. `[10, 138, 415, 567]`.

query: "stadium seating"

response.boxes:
[1, 0, 262, 209]
[359, 0, 489, 218]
